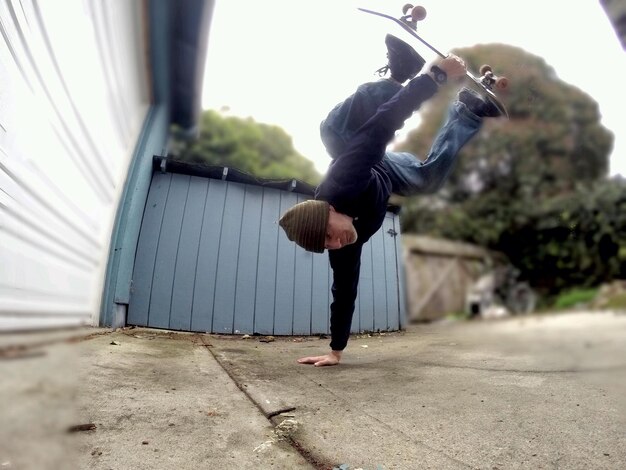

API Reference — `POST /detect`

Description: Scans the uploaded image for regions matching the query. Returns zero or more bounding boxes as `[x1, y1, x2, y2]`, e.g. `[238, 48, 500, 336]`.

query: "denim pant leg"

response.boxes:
[382, 101, 483, 196]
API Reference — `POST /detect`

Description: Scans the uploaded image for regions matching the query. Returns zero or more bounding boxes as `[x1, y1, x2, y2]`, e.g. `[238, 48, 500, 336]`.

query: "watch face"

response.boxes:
[431, 66, 447, 84]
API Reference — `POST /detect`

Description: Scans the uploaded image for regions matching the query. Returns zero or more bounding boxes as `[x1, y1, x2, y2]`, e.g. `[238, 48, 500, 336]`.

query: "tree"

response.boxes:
[398, 44, 613, 202]
[501, 179, 626, 293]
[398, 44, 617, 295]
[172, 110, 322, 186]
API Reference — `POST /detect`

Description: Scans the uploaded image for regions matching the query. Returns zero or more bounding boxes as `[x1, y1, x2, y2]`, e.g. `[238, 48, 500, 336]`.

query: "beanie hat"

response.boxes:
[385, 34, 426, 82]
[279, 200, 329, 253]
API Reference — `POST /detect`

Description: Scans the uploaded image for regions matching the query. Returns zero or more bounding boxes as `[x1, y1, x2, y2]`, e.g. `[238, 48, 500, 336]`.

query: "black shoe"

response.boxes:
[458, 87, 501, 118]
[385, 34, 426, 82]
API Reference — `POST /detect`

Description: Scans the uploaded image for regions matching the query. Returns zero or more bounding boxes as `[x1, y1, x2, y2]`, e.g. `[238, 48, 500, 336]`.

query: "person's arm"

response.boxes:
[297, 242, 363, 367]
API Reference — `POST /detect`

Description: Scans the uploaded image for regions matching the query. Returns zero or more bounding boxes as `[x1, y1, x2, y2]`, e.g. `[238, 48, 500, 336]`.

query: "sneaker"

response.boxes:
[385, 34, 426, 82]
[458, 87, 501, 118]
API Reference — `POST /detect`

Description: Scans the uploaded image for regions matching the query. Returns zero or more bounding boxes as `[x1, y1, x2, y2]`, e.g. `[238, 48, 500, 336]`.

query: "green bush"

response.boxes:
[170, 111, 322, 186]
[504, 179, 626, 294]
[402, 178, 626, 297]
[553, 287, 599, 309]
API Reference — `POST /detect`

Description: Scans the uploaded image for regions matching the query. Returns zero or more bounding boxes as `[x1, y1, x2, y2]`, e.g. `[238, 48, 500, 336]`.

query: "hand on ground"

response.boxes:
[297, 351, 342, 367]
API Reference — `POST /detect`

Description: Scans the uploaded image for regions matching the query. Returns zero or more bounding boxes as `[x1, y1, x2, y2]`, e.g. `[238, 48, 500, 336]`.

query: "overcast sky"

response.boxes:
[202, 0, 626, 177]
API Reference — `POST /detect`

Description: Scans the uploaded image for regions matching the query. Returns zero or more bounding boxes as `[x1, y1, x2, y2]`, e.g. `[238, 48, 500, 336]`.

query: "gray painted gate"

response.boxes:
[128, 168, 406, 335]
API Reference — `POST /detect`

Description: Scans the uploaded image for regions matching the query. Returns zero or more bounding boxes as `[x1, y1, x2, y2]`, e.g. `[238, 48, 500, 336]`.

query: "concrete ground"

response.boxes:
[1, 311, 625, 470]
[0, 328, 311, 469]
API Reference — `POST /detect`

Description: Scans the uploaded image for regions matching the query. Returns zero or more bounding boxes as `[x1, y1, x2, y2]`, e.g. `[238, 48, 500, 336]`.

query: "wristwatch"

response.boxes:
[430, 65, 447, 85]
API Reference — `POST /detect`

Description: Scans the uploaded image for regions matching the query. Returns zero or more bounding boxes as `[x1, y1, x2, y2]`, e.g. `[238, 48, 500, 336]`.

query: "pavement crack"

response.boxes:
[197, 335, 326, 469]
[267, 406, 297, 418]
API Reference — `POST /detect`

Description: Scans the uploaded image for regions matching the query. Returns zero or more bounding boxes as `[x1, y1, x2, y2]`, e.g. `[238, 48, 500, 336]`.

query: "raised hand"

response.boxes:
[437, 54, 467, 81]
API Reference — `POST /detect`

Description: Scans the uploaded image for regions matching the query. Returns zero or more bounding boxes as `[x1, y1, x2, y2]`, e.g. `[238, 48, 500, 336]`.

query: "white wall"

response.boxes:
[0, 0, 150, 330]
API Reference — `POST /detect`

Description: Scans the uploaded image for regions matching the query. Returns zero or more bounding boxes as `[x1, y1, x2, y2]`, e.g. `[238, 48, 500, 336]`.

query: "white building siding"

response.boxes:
[0, 0, 150, 330]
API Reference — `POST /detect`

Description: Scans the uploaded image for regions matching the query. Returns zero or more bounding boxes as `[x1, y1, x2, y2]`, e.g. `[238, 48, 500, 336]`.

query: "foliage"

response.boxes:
[404, 177, 626, 296]
[446, 311, 470, 321]
[553, 287, 599, 310]
[398, 44, 620, 296]
[171, 110, 322, 186]
[398, 44, 613, 200]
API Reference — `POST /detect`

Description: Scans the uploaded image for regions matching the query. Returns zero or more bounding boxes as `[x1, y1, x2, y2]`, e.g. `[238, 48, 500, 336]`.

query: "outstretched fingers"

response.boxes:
[297, 354, 340, 367]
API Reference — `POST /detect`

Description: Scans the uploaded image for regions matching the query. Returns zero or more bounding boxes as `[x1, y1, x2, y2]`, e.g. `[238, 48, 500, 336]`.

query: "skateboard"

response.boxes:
[359, 5, 509, 118]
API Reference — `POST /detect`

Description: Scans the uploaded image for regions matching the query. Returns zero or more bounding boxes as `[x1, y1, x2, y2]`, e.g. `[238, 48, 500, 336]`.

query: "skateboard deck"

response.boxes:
[359, 6, 509, 118]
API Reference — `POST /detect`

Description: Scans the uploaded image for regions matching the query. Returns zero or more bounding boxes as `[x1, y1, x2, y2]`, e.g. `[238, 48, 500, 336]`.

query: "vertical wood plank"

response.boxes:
[311, 249, 330, 334]
[371, 227, 389, 332]
[169, 177, 208, 331]
[358, 239, 375, 333]
[382, 214, 400, 330]
[395, 215, 408, 329]
[233, 185, 263, 334]
[254, 187, 281, 335]
[212, 183, 246, 334]
[292, 249, 313, 335]
[273, 191, 299, 335]
[292, 194, 313, 335]
[191, 179, 227, 332]
[327, 250, 333, 334]
[213, 183, 246, 333]
[148, 174, 189, 328]
[354, 278, 362, 334]
[127, 172, 171, 326]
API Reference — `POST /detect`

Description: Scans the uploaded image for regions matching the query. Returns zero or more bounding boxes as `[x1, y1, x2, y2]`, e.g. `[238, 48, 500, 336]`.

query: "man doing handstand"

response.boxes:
[279, 38, 503, 366]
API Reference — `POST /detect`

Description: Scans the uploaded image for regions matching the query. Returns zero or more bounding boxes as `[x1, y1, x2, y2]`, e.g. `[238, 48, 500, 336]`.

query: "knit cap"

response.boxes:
[278, 200, 329, 253]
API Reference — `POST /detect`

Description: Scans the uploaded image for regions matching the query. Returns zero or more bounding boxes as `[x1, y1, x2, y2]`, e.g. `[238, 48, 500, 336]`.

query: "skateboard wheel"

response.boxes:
[495, 76, 509, 90]
[411, 5, 427, 21]
[479, 64, 492, 75]
[402, 4, 414, 15]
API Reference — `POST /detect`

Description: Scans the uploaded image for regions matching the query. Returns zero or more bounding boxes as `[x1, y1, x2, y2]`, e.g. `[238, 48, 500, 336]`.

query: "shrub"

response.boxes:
[553, 288, 599, 309]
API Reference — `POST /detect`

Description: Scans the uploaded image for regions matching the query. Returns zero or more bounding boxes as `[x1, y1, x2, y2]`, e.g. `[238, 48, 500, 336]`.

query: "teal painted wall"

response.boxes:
[100, 0, 173, 327]
[100, 105, 169, 326]
[127, 173, 406, 335]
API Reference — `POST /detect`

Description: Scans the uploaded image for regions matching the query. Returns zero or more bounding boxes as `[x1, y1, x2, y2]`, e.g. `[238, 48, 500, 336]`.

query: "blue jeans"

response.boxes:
[381, 101, 482, 196]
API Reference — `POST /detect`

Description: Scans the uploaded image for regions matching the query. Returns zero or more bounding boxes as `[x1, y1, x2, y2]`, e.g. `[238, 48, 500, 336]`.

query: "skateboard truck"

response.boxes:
[400, 4, 427, 30]
[359, 6, 509, 117]
[478, 65, 509, 92]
